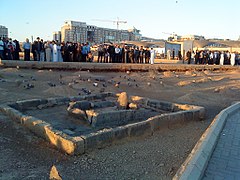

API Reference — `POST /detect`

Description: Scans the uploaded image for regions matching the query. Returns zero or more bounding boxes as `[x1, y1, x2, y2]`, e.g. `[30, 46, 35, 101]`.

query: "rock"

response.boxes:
[117, 92, 129, 109]
[128, 103, 138, 109]
[68, 101, 91, 111]
[49, 165, 62, 180]
[159, 163, 165, 167]
[93, 82, 98, 87]
[126, 71, 130, 74]
[68, 108, 87, 121]
[214, 88, 220, 93]
[147, 82, 151, 86]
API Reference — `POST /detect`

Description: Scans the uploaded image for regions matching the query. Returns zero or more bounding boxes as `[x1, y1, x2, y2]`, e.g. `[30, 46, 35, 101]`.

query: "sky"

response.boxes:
[1, 0, 240, 42]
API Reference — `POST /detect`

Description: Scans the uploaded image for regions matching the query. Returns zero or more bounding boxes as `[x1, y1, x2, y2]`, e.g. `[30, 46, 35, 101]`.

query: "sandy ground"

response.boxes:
[0, 67, 240, 180]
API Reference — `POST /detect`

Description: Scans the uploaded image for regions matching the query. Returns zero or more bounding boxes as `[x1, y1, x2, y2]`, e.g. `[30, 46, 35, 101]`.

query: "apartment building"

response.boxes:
[0, 25, 8, 38]
[59, 20, 141, 43]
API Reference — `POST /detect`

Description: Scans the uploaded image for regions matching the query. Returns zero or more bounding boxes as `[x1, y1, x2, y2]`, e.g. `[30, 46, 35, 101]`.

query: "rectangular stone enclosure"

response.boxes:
[0, 92, 205, 155]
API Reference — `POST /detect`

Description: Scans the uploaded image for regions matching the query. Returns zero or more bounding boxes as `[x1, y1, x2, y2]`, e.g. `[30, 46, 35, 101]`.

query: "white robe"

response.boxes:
[52, 44, 58, 62]
[57, 45, 63, 62]
[230, 53, 235, 66]
[150, 50, 155, 64]
[220, 53, 224, 65]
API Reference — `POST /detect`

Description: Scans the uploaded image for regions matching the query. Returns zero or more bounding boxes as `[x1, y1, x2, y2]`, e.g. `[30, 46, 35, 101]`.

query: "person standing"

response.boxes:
[81, 43, 88, 62]
[36, 37, 43, 61]
[139, 46, 144, 63]
[0, 37, 5, 60]
[178, 50, 182, 60]
[220, 52, 224, 65]
[150, 48, 155, 65]
[195, 50, 200, 64]
[167, 49, 171, 60]
[134, 47, 139, 63]
[45, 41, 52, 62]
[172, 49, 175, 60]
[145, 47, 150, 64]
[13, 39, 21, 60]
[52, 41, 58, 62]
[114, 45, 121, 63]
[22, 38, 31, 61]
[7, 39, 16, 60]
[57, 42, 63, 62]
[186, 49, 192, 64]
[230, 52, 236, 66]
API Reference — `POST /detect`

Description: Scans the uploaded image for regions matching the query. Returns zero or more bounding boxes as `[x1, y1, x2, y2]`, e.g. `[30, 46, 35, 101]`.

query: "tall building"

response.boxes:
[59, 20, 142, 43]
[0, 25, 8, 38]
[53, 31, 61, 42]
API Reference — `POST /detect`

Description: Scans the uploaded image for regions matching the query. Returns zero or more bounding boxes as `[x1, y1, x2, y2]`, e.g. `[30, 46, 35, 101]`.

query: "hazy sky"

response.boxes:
[1, 0, 240, 42]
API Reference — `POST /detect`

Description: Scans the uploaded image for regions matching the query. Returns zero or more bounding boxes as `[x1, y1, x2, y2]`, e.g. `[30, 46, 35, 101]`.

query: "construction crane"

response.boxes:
[92, 18, 127, 30]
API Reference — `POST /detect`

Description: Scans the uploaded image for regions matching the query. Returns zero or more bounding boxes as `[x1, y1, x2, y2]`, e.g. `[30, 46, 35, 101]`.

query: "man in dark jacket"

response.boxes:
[186, 49, 192, 64]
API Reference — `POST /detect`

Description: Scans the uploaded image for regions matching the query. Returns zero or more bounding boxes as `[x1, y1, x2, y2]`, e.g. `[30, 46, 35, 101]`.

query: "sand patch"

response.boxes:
[163, 71, 175, 77]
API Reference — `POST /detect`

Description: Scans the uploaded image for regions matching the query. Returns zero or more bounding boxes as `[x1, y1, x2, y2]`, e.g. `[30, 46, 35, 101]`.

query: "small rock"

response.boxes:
[126, 71, 130, 74]
[147, 82, 151, 86]
[48, 82, 56, 87]
[49, 165, 62, 180]
[93, 82, 98, 87]
[214, 88, 220, 93]
[117, 92, 128, 109]
[159, 163, 165, 167]
[128, 103, 138, 109]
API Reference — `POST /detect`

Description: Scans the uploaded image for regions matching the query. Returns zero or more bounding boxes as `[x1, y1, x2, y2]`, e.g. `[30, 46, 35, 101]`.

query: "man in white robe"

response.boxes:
[52, 41, 58, 62]
[220, 52, 224, 65]
[150, 48, 155, 65]
[230, 52, 235, 66]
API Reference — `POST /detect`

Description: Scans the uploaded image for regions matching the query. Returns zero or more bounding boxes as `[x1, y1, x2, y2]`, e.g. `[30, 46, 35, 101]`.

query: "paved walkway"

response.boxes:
[203, 112, 240, 179]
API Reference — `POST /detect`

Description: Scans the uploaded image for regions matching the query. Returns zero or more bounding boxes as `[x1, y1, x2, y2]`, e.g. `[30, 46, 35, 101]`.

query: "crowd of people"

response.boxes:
[96, 44, 155, 64]
[193, 50, 239, 66]
[166, 49, 239, 66]
[0, 37, 21, 60]
[23, 37, 92, 62]
[0, 36, 239, 66]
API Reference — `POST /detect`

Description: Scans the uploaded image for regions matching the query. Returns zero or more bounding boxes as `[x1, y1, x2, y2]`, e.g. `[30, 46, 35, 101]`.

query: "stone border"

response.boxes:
[0, 93, 205, 155]
[1, 60, 239, 72]
[173, 102, 240, 180]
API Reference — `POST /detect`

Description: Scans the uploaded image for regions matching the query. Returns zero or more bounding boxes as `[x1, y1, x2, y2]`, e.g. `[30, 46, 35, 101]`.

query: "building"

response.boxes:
[0, 25, 8, 38]
[59, 20, 142, 43]
[53, 31, 61, 42]
[181, 34, 205, 41]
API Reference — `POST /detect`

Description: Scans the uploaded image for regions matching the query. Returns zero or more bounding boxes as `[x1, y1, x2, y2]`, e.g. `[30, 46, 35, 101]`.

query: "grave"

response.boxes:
[0, 92, 205, 155]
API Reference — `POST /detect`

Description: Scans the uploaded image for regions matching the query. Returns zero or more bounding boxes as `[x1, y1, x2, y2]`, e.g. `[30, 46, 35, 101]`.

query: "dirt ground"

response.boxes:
[0, 67, 239, 180]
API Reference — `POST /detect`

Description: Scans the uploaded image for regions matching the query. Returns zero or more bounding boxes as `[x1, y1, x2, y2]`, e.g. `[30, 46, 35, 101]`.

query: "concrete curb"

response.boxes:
[173, 102, 240, 180]
[0, 93, 205, 155]
[1, 60, 239, 72]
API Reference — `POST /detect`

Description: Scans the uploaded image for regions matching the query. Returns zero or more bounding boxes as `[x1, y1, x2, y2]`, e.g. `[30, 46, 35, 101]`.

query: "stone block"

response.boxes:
[183, 110, 194, 122]
[168, 112, 185, 129]
[112, 126, 129, 140]
[81, 129, 114, 151]
[92, 101, 115, 109]
[149, 114, 169, 132]
[127, 121, 152, 137]
[45, 127, 76, 155]
[69, 96, 85, 102]
[71, 136, 85, 155]
[192, 107, 205, 121]
[16, 99, 48, 110]
[55, 97, 70, 105]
